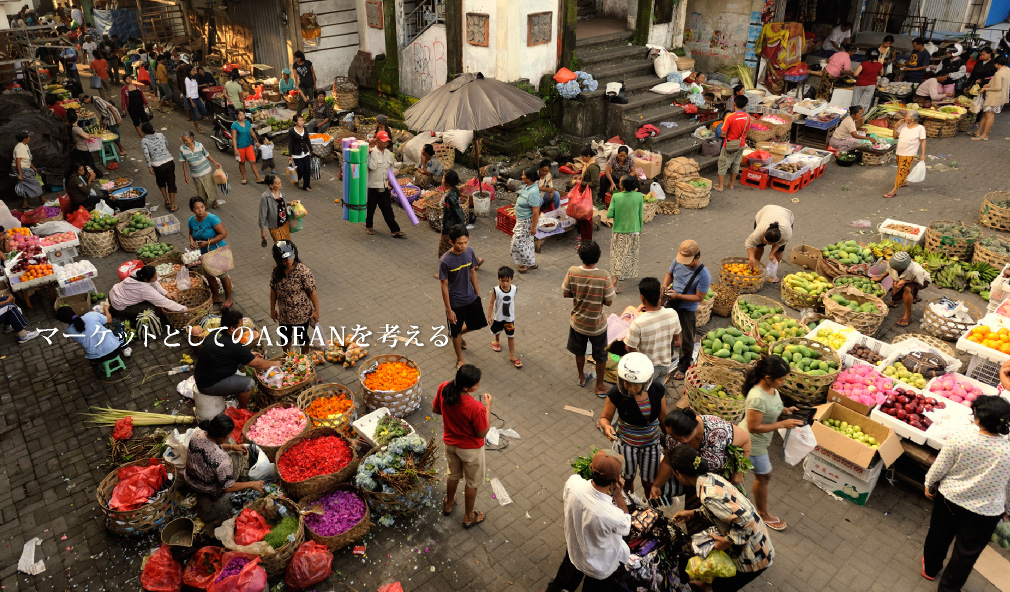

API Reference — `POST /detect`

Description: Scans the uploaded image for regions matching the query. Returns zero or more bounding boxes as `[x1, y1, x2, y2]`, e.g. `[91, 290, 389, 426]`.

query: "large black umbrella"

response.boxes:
[403, 72, 545, 171]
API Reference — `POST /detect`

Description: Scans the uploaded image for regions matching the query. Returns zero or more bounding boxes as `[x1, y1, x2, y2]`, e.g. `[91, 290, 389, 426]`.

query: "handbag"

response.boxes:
[90, 76, 102, 89]
[565, 182, 594, 220]
[630, 506, 661, 536]
[664, 263, 707, 309]
[201, 245, 235, 277]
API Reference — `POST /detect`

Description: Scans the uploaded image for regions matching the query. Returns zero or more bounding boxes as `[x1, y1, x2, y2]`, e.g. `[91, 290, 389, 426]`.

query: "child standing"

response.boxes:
[259, 136, 276, 175]
[487, 266, 521, 368]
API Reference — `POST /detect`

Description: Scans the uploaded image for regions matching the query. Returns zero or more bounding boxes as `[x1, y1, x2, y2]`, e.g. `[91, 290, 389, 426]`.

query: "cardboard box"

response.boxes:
[826, 388, 874, 416]
[811, 403, 903, 469]
[632, 149, 663, 179]
[754, 141, 774, 152]
[803, 447, 883, 505]
[788, 245, 822, 270]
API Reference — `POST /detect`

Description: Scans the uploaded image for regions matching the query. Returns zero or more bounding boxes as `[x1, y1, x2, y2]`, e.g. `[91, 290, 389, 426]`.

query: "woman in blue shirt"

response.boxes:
[279, 69, 296, 95]
[230, 109, 263, 185]
[189, 196, 233, 307]
[56, 304, 130, 363]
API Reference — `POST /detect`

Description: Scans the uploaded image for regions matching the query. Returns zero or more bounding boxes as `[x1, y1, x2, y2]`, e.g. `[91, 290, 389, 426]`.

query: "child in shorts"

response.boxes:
[486, 266, 521, 368]
[258, 136, 276, 174]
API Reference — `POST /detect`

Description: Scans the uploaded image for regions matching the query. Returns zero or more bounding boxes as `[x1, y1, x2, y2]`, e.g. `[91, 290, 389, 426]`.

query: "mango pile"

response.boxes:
[738, 299, 783, 320]
[823, 240, 875, 265]
[771, 342, 837, 375]
[833, 275, 885, 297]
[828, 293, 881, 314]
[755, 314, 806, 344]
[702, 327, 763, 363]
[783, 272, 832, 296]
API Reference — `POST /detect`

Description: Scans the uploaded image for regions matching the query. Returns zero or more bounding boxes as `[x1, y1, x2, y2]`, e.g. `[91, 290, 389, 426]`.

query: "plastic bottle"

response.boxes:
[168, 364, 192, 375]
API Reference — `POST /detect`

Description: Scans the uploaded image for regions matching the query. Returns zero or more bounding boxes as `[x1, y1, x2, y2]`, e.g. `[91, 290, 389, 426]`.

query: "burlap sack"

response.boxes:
[662, 157, 699, 180]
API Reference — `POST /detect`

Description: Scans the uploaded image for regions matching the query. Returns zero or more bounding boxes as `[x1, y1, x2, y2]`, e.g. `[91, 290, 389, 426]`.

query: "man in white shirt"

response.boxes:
[545, 450, 631, 592]
[366, 131, 405, 237]
[70, 4, 84, 28]
[821, 23, 852, 53]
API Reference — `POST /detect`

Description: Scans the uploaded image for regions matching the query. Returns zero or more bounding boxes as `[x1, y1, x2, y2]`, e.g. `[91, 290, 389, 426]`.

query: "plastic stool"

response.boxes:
[100, 140, 120, 166]
[769, 175, 804, 193]
[739, 170, 769, 190]
[97, 355, 126, 378]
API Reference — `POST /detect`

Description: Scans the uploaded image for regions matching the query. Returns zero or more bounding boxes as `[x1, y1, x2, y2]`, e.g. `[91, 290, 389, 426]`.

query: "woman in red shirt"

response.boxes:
[432, 364, 492, 528]
[89, 49, 112, 103]
[852, 50, 884, 112]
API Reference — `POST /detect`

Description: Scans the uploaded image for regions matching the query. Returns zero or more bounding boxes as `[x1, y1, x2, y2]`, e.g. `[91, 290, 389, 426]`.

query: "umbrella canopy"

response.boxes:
[403, 72, 545, 132]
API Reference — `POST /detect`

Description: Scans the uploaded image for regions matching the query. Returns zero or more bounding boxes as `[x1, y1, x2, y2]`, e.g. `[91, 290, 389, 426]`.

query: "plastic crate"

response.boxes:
[804, 116, 841, 130]
[496, 206, 516, 236]
[955, 314, 1010, 365]
[58, 277, 95, 298]
[767, 162, 810, 181]
[877, 218, 927, 247]
[837, 333, 895, 369]
[154, 214, 181, 236]
[798, 147, 832, 167]
[965, 355, 1002, 387]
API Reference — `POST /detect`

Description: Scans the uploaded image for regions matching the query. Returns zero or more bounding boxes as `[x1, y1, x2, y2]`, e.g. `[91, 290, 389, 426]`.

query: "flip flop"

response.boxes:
[512, 358, 523, 369]
[921, 557, 935, 581]
[365, 228, 375, 235]
[169, 206, 179, 212]
[460, 339, 467, 350]
[442, 499, 455, 516]
[578, 371, 594, 388]
[671, 371, 686, 381]
[462, 510, 486, 528]
[883, 193, 896, 198]
[475, 257, 485, 270]
[764, 519, 787, 531]
[392, 232, 407, 238]
[241, 179, 248, 185]
[491, 342, 502, 352]
[897, 318, 911, 327]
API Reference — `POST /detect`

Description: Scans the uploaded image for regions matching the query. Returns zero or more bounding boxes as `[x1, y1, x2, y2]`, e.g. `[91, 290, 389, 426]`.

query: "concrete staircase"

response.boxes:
[576, 0, 597, 19]
[571, 32, 719, 175]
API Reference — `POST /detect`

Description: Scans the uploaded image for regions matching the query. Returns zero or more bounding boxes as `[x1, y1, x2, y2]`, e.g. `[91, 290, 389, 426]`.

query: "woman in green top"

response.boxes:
[738, 356, 802, 532]
[511, 166, 541, 273]
[607, 175, 644, 291]
[575, 145, 600, 249]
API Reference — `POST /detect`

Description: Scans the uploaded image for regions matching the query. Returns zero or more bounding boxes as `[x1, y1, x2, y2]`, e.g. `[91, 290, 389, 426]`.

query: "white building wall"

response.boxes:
[399, 23, 448, 97]
[300, 0, 360, 83]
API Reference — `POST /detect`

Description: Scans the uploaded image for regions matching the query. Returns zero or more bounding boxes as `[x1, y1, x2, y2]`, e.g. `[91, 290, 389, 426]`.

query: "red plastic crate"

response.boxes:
[496, 206, 516, 236]
[739, 170, 769, 190]
[800, 169, 812, 188]
[770, 175, 804, 193]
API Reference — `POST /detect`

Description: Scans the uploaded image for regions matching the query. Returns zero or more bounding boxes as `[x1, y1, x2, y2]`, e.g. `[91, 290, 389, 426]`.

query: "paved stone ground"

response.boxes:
[1, 79, 1008, 592]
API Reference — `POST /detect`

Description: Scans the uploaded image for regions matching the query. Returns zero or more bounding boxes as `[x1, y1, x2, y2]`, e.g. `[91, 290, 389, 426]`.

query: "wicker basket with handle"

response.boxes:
[685, 364, 748, 423]
[358, 354, 422, 418]
[978, 192, 1010, 232]
[96, 458, 179, 536]
[720, 257, 766, 294]
[297, 383, 357, 430]
[922, 298, 982, 342]
[299, 484, 371, 551]
[769, 337, 841, 406]
[331, 76, 359, 109]
[276, 428, 359, 500]
[242, 402, 310, 462]
[821, 286, 888, 337]
[731, 294, 783, 333]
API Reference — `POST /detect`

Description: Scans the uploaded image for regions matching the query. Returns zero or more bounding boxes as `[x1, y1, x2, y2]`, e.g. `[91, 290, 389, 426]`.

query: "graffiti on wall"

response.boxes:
[409, 38, 447, 95]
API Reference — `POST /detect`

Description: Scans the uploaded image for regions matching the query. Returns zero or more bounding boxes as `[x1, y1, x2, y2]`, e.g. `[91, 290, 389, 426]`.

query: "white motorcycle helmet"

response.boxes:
[617, 352, 654, 395]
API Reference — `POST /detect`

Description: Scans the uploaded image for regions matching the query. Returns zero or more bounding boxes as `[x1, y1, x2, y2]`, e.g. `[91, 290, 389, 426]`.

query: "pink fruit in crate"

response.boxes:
[949, 395, 963, 403]
[896, 409, 907, 419]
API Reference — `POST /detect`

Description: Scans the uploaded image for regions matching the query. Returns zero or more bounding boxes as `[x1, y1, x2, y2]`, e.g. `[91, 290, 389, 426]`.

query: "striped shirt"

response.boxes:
[179, 142, 213, 178]
[562, 266, 615, 336]
[617, 397, 661, 446]
[625, 308, 681, 367]
[697, 473, 775, 573]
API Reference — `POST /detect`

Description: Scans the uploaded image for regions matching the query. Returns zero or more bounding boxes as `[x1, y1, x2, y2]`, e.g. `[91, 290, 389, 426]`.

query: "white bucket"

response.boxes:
[194, 389, 226, 421]
[473, 191, 491, 217]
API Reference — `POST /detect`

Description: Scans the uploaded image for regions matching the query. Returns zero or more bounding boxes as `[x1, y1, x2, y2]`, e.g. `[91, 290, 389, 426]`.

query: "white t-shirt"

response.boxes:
[491, 285, 516, 323]
[259, 143, 274, 160]
[822, 26, 851, 51]
[185, 77, 199, 99]
[82, 41, 97, 61]
[895, 124, 926, 157]
[562, 475, 631, 580]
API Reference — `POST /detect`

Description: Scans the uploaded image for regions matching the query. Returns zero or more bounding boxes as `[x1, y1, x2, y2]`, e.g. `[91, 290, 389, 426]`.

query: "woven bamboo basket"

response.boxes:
[821, 286, 888, 337]
[711, 283, 738, 317]
[231, 496, 304, 577]
[79, 227, 118, 258]
[642, 201, 658, 224]
[832, 275, 886, 299]
[695, 295, 715, 328]
[116, 213, 157, 252]
[979, 192, 1010, 232]
[433, 142, 455, 169]
[746, 127, 777, 143]
[117, 208, 152, 221]
[138, 245, 176, 264]
[891, 333, 957, 359]
[255, 355, 317, 400]
[972, 240, 1010, 269]
[697, 341, 753, 370]
[300, 484, 371, 551]
[359, 354, 422, 418]
[939, 119, 958, 138]
[860, 150, 892, 166]
[958, 111, 975, 133]
[731, 294, 783, 333]
[96, 459, 179, 536]
[675, 56, 695, 71]
[297, 383, 357, 430]
[771, 337, 840, 406]
[354, 115, 377, 139]
[923, 118, 943, 138]
[815, 255, 852, 281]
[358, 439, 439, 517]
[674, 177, 711, 209]
[924, 220, 977, 260]
[277, 428, 358, 500]
[685, 364, 748, 423]
[781, 277, 828, 310]
[922, 298, 982, 342]
[331, 76, 359, 110]
[656, 199, 679, 215]
[163, 285, 212, 328]
[242, 403, 310, 462]
[425, 192, 466, 233]
[748, 311, 804, 349]
[720, 257, 765, 294]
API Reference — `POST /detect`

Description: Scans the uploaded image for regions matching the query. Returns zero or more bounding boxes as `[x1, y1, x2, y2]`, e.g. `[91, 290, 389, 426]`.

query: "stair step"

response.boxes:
[577, 8, 597, 18]
[622, 102, 693, 128]
[575, 30, 633, 50]
[588, 59, 655, 84]
[576, 44, 648, 69]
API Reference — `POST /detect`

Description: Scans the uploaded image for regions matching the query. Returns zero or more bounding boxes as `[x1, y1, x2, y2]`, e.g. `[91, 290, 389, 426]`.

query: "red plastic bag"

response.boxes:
[113, 416, 133, 440]
[607, 135, 624, 145]
[21, 206, 46, 226]
[683, 104, 698, 114]
[58, 192, 71, 215]
[110, 458, 167, 511]
[785, 63, 809, 77]
[182, 547, 225, 590]
[207, 554, 267, 592]
[224, 408, 254, 445]
[378, 583, 404, 592]
[565, 183, 593, 221]
[553, 67, 577, 83]
[284, 541, 333, 589]
[141, 546, 183, 592]
[67, 206, 91, 229]
[558, 165, 576, 174]
[234, 508, 270, 546]
[118, 259, 144, 281]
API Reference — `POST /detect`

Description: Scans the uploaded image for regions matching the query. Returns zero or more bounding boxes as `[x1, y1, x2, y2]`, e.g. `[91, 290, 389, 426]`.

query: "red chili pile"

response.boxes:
[277, 436, 353, 482]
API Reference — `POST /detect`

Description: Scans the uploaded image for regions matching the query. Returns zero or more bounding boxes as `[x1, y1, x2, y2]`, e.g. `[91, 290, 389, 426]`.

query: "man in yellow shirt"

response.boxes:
[155, 54, 172, 112]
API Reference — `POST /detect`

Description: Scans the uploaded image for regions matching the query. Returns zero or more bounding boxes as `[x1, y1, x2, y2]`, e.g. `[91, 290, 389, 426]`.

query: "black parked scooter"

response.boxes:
[210, 113, 235, 152]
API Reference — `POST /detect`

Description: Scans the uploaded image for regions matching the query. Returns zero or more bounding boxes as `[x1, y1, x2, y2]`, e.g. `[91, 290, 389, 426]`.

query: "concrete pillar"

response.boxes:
[445, 0, 462, 77]
[379, 0, 400, 93]
[633, 0, 651, 45]
[560, 0, 576, 68]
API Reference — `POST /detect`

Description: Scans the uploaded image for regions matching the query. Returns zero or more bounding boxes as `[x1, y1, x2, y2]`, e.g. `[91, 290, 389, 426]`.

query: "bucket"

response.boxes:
[473, 191, 491, 217]
[194, 388, 227, 421]
[161, 517, 194, 547]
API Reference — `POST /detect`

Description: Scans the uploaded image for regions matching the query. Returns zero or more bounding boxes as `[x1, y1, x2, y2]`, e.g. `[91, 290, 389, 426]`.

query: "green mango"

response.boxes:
[714, 349, 732, 358]
[731, 354, 747, 363]
[732, 341, 745, 354]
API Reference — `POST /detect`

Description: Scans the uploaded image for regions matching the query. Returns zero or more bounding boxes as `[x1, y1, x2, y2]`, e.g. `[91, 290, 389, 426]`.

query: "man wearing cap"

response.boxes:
[366, 131, 405, 238]
[872, 252, 930, 327]
[545, 449, 631, 591]
[662, 240, 711, 381]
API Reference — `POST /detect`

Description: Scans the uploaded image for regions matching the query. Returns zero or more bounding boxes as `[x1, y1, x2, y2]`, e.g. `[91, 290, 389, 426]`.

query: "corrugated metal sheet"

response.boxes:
[987, 0, 1010, 26]
[918, 0, 972, 29]
[230, 0, 289, 73]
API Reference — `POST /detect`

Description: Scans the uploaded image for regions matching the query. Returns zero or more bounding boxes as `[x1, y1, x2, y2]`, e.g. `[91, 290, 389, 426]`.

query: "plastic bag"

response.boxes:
[907, 160, 926, 183]
[224, 407, 254, 444]
[650, 181, 667, 201]
[565, 183, 593, 221]
[777, 424, 816, 465]
[182, 546, 225, 590]
[234, 508, 270, 546]
[247, 445, 277, 481]
[176, 266, 192, 291]
[685, 549, 737, 583]
[206, 554, 267, 592]
[553, 67, 577, 83]
[66, 206, 91, 229]
[970, 93, 984, 114]
[291, 201, 308, 219]
[163, 427, 198, 472]
[95, 199, 114, 217]
[284, 541, 333, 589]
[287, 162, 299, 184]
[378, 584, 404, 592]
[142, 546, 183, 592]
[21, 206, 46, 226]
[110, 459, 167, 511]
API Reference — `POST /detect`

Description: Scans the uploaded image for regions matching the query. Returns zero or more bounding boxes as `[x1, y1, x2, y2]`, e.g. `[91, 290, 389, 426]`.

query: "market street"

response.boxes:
[1, 103, 1009, 591]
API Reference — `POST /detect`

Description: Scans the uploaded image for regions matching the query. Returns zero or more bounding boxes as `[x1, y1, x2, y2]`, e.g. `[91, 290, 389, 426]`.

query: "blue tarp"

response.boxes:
[92, 9, 141, 41]
[986, 0, 1010, 27]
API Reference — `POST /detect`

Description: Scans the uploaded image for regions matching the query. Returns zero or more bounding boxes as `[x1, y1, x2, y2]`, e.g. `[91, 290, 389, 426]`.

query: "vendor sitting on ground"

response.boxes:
[56, 303, 131, 363]
[414, 143, 444, 188]
[185, 413, 265, 525]
[64, 161, 99, 210]
[829, 105, 869, 151]
[745, 205, 793, 283]
[0, 292, 38, 344]
[108, 265, 189, 320]
[194, 307, 274, 409]
[871, 251, 931, 327]
[914, 71, 953, 108]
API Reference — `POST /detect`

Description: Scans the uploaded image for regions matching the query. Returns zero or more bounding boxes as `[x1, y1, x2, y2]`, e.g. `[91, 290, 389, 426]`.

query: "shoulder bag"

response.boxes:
[664, 263, 706, 309]
[202, 245, 235, 277]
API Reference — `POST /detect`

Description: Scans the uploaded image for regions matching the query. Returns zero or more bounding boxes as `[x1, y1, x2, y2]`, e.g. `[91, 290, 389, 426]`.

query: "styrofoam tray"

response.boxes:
[885, 337, 963, 374]
[40, 234, 80, 252]
[955, 314, 1010, 364]
[877, 218, 927, 246]
[837, 333, 895, 369]
[805, 319, 859, 352]
[352, 407, 416, 449]
[870, 407, 927, 444]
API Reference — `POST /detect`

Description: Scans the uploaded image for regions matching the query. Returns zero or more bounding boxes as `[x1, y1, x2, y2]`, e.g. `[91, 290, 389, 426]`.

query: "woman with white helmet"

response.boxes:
[596, 352, 668, 496]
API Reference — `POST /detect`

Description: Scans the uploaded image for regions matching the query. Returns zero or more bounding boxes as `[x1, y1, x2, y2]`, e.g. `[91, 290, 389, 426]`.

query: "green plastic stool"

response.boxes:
[98, 355, 126, 378]
[100, 139, 120, 166]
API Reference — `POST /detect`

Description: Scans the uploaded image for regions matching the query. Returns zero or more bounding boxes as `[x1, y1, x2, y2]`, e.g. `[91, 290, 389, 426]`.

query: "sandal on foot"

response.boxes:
[883, 193, 896, 198]
[443, 500, 455, 516]
[897, 318, 911, 327]
[921, 557, 935, 581]
[512, 358, 523, 369]
[578, 371, 594, 388]
[460, 339, 467, 350]
[365, 228, 375, 235]
[764, 519, 787, 531]
[392, 232, 406, 239]
[491, 342, 502, 352]
[475, 257, 485, 270]
[671, 371, 686, 381]
[462, 510, 486, 528]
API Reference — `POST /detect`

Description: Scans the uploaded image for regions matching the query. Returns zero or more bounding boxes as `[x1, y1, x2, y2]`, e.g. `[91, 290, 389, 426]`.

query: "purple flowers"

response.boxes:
[304, 490, 366, 537]
[214, 557, 251, 582]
